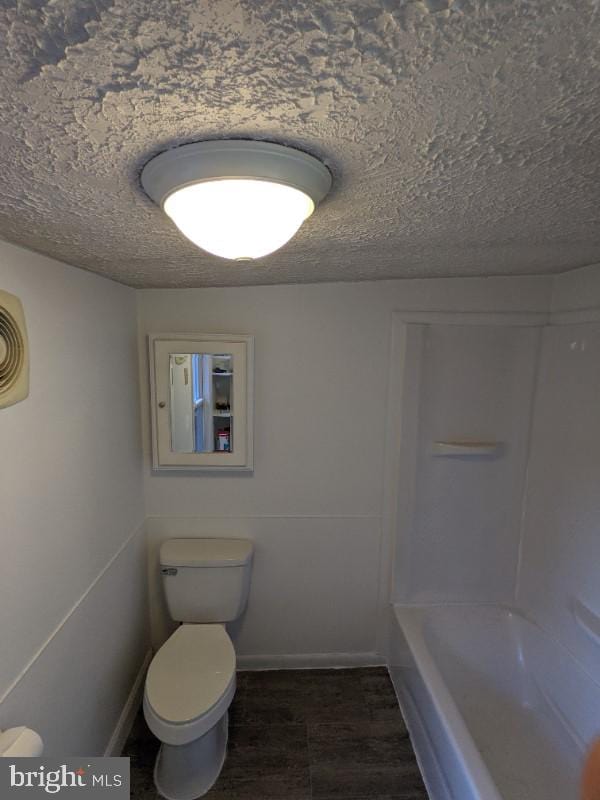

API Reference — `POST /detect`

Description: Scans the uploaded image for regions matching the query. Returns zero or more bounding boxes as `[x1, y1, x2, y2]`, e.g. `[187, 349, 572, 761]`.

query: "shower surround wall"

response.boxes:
[137, 276, 552, 666]
[387, 260, 600, 676]
[386, 264, 600, 800]
[517, 265, 600, 685]
[391, 321, 541, 607]
[0, 241, 148, 755]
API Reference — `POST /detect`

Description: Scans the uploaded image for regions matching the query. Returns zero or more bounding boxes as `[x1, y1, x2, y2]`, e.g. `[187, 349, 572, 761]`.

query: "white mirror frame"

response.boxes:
[148, 333, 254, 472]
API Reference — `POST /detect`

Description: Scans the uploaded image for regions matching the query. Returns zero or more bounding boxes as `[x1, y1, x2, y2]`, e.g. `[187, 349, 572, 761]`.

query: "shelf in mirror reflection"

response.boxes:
[167, 351, 234, 454]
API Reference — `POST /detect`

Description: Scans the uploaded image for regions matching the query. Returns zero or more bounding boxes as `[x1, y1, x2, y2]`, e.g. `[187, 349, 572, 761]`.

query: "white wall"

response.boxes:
[551, 262, 600, 314]
[392, 321, 540, 605]
[517, 264, 600, 685]
[0, 242, 148, 755]
[137, 276, 551, 664]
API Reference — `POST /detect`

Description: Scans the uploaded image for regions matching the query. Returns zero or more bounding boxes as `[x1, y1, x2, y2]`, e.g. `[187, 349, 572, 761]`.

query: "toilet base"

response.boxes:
[153, 713, 228, 800]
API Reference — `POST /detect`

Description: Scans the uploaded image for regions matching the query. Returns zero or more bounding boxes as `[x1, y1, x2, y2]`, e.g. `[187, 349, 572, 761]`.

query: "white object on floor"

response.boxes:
[0, 727, 43, 757]
[143, 538, 253, 800]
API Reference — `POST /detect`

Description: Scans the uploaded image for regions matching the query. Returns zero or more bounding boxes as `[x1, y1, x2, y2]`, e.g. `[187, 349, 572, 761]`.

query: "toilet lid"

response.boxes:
[145, 625, 235, 724]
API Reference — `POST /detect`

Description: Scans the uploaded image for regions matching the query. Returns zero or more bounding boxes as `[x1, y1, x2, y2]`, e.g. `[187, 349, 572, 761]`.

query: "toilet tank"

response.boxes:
[160, 538, 253, 623]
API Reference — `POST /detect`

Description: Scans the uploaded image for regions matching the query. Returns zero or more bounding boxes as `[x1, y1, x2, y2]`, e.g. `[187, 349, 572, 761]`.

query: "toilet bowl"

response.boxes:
[144, 624, 236, 800]
[143, 538, 253, 800]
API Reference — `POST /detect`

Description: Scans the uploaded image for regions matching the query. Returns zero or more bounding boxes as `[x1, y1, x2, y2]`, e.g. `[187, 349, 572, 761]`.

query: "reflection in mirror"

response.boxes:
[169, 353, 233, 453]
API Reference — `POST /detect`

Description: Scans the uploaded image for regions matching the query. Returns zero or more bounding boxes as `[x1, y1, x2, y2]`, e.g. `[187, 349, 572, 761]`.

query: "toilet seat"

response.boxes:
[144, 624, 236, 746]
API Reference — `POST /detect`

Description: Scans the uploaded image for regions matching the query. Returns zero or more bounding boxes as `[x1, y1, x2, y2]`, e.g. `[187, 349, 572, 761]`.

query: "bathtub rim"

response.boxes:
[391, 603, 508, 800]
[390, 600, 598, 800]
[393, 599, 600, 694]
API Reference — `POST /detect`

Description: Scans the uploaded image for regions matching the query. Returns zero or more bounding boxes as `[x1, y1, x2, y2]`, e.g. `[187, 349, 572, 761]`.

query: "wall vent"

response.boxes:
[0, 290, 29, 408]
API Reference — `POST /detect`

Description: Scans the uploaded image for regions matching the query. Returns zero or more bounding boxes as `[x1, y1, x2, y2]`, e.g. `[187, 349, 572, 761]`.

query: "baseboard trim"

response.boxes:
[237, 651, 383, 671]
[104, 649, 152, 757]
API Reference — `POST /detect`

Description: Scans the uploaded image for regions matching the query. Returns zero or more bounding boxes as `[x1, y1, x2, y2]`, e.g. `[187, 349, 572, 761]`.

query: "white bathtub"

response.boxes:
[389, 605, 600, 800]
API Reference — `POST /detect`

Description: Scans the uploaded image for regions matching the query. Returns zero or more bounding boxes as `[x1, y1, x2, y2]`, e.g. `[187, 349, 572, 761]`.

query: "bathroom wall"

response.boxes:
[137, 275, 552, 665]
[517, 263, 600, 684]
[1, 229, 593, 752]
[392, 321, 541, 605]
[0, 241, 148, 755]
[551, 262, 600, 314]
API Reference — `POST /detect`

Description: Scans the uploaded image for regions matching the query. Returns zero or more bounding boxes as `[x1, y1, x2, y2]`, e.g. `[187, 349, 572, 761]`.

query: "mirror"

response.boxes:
[150, 334, 254, 471]
[169, 353, 234, 453]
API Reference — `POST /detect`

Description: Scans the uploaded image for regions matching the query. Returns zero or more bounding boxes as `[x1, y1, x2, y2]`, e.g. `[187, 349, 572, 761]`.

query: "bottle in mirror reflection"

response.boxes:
[169, 353, 233, 454]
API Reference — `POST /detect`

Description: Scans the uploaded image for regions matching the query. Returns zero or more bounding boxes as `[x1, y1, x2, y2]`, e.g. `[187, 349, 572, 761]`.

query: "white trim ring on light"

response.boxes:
[141, 139, 332, 209]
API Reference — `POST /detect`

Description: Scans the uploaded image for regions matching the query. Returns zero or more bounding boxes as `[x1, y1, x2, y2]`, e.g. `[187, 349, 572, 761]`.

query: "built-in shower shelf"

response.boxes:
[432, 441, 501, 457]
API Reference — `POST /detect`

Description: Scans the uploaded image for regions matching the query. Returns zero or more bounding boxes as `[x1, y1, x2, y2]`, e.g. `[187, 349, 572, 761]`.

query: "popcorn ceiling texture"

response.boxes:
[0, 0, 599, 287]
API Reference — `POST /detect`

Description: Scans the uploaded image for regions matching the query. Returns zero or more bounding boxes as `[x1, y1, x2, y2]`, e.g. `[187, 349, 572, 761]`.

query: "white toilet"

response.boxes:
[143, 538, 253, 800]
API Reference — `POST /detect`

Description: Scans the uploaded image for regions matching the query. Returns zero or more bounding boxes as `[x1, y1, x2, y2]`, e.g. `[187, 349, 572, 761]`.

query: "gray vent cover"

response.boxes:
[0, 290, 29, 408]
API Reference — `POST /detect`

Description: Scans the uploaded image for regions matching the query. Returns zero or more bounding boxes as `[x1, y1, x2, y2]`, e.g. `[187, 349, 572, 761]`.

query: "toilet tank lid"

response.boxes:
[160, 538, 253, 567]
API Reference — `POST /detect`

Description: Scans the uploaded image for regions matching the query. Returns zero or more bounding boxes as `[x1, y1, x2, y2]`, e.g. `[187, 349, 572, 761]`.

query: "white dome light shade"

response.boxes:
[141, 140, 332, 261]
[163, 179, 314, 260]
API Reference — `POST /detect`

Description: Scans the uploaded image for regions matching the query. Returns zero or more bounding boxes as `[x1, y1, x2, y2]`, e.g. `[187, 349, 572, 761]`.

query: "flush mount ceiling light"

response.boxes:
[141, 140, 332, 261]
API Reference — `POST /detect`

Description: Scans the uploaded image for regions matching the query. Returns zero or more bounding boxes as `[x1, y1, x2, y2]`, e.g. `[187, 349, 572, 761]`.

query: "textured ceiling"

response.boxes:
[0, 1, 599, 288]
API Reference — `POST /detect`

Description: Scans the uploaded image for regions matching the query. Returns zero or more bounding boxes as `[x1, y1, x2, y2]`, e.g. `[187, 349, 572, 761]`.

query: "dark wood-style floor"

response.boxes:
[126, 667, 429, 800]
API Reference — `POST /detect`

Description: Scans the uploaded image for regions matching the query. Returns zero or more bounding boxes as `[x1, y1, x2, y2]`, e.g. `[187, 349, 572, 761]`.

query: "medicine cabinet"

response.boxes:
[149, 333, 254, 471]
